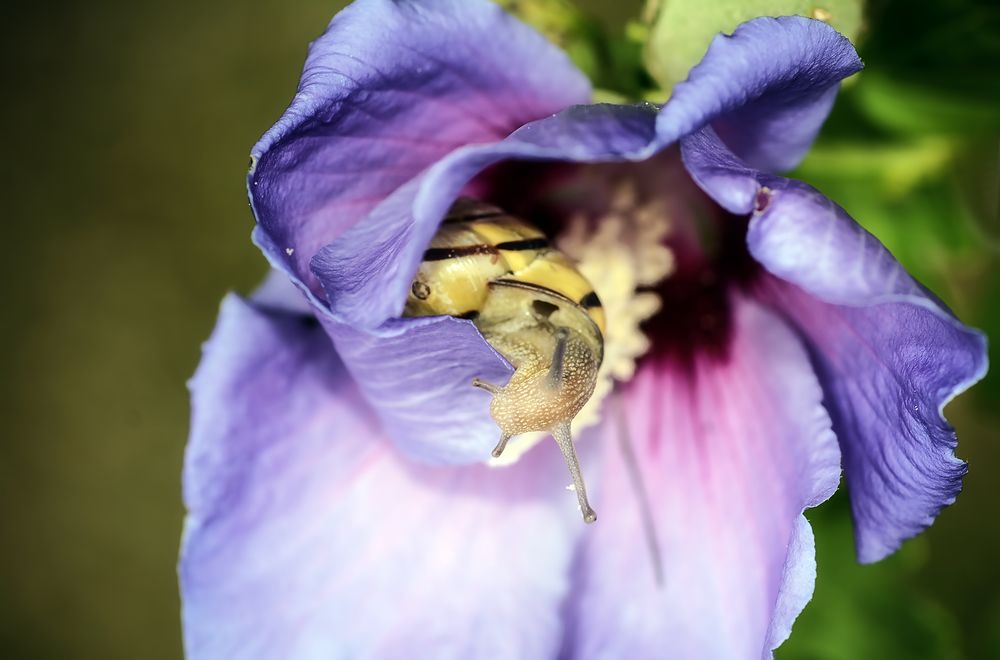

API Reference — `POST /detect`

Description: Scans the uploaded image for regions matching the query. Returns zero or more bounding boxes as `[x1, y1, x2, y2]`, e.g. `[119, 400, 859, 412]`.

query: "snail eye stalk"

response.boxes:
[474, 326, 599, 524]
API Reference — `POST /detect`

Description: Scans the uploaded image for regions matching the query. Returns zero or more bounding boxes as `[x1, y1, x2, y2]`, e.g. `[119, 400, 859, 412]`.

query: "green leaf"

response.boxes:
[498, 0, 655, 98]
[856, 0, 1000, 104]
[495, 0, 605, 80]
[643, 0, 865, 94]
[793, 139, 955, 199]
[854, 73, 1000, 136]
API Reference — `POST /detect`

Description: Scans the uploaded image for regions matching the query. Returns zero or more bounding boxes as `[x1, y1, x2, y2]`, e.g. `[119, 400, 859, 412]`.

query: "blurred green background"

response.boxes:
[1, 0, 996, 658]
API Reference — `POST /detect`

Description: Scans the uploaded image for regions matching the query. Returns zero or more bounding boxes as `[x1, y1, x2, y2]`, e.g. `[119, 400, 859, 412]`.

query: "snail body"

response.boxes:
[404, 198, 604, 522]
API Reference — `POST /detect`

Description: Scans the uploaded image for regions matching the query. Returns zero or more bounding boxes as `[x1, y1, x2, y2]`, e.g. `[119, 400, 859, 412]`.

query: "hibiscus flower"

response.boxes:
[180, 1, 988, 658]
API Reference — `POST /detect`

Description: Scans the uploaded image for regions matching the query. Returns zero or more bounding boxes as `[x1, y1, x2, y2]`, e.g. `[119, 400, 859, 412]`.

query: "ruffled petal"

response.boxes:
[566, 297, 841, 659]
[299, 18, 860, 464]
[313, 104, 663, 463]
[181, 295, 582, 659]
[317, 11, 865, 328]
[657, 16, 863, 172]
[318, 314, 513, 464]
[249, 0, 590, 296]
[313, 103, 662, 329]
[681, 128, 989, 562]
[250, 269, 313, 315]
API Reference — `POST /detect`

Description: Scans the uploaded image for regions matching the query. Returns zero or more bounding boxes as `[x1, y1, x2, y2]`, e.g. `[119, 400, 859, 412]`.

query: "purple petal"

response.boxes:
[250, 269, 313, 315]
[312, 104, 662, 463]
[567, 297, 840, 659]
[318, 12, 866, 328]
[658, 16, 862, 172]
[313, 103, 661, 329]
[301, 17, 860, 464]
[681, 127, 989, 563]
[182, 295, 582, 659]
[249, 0, 590, 295]
[319, 314, 513, 464]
